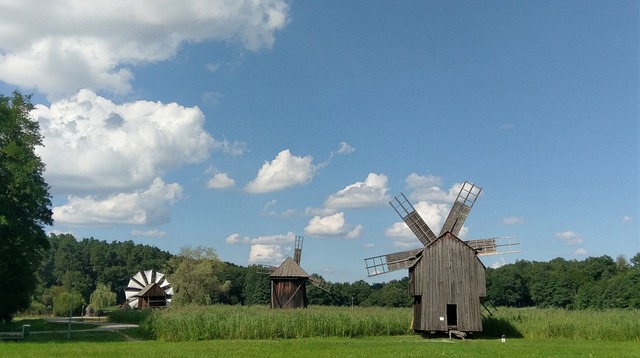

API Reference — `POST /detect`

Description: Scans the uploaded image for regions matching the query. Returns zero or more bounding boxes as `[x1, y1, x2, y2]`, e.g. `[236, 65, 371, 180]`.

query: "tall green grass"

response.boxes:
[145, 305, 412, 341]
[135, 305, 640, 342]
[108, 309, 152, 325]
[484, 308, 640, 341]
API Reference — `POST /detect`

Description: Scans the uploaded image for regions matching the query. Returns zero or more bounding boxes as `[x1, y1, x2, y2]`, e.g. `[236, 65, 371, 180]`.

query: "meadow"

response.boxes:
[2, 306, 640, 357]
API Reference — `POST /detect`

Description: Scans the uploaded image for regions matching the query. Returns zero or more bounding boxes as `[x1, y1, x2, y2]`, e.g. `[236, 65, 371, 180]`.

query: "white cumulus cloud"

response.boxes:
[53, 178, 182, 226]
[385, 180, 473, 247]
[325, 173, 390, 209]
[0, 0, 290, 99]
[406, 174, 460, 204]
[248, 244, 288, 264]
[304, 212, 361, 238]
[33, 89, 215, 195]
[225, 233, 250, 244]
[207, 173, 236, 189]
[345, 224, 364, 239]
[245, 149, 316, 193]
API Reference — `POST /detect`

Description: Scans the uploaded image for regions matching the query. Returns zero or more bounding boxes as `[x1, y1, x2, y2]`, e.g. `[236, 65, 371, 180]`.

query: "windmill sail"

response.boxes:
[308, 275, 330, 292]
[364, 248, 423, 276]
[390, 193, 437, 246]
[440, 181, 481, 236]
[294, 235, 303, 264]
[465, 236, 520, 256]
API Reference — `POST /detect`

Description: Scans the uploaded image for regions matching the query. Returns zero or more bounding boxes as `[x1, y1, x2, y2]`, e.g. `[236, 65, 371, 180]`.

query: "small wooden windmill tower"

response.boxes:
[364, 181, 519, 334]
[268, 236, 329, 309]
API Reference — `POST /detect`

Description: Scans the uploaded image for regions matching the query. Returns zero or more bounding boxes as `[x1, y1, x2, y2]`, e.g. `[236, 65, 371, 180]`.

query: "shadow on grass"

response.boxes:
[1, 318, 153, 344]
[10, 327, 152, 343]
[476, 316, 523, 340]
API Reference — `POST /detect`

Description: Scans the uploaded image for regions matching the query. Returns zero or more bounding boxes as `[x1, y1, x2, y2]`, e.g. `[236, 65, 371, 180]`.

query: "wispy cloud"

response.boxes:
[555, 231, 583, 245]
[573, 248, 587, 256]
[502, 216, 524, 225]
[131, 229, 167, 237]
[336, 141, 355, 154]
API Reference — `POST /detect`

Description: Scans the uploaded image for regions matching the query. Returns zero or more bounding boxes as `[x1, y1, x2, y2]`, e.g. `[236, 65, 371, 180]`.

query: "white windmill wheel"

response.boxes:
[124, 270, 173, 309]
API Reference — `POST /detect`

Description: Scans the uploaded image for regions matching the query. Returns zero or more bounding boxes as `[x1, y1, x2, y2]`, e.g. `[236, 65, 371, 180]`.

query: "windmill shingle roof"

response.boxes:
[270, 257, 309, 278]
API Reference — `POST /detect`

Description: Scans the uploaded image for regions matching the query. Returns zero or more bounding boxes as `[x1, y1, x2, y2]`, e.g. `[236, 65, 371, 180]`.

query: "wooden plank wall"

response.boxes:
[271, 279, 308, 309]
[412, 233, 486, 332]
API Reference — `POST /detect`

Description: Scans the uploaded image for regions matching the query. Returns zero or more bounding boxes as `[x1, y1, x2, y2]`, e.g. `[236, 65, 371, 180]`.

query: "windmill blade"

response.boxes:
[440, 181, 482, 236]
[465, 236, 520, 256]
[364, 248, 423, 276]
[390, 193, 437, 246]
[294, 235, 303, 265]
[308, 275, 330, 292]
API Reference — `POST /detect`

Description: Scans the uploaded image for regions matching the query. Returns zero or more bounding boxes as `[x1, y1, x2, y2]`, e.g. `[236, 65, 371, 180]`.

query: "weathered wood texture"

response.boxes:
[409, 233, 486, 332]
[137, 282, 169, 309]
[270, 257, 310, 309]
[271, 279, 308, 309]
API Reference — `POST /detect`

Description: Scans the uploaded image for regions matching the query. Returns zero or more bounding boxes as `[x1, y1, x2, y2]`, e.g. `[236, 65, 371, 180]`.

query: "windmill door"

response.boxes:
[413, 296, 422, 329]
[446, 304, 458, 328]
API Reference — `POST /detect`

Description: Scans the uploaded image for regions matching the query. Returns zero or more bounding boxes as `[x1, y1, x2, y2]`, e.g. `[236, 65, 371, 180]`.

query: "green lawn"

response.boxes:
[2, 336, 639, 358]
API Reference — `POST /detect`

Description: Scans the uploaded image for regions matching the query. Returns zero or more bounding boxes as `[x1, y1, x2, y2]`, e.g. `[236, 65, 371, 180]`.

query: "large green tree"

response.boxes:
[168, 246, 231, 305]
[0, 91, 53, 322]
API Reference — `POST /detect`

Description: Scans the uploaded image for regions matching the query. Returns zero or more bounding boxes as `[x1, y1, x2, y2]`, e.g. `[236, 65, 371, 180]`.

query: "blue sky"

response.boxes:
[0, 1, 637, 283]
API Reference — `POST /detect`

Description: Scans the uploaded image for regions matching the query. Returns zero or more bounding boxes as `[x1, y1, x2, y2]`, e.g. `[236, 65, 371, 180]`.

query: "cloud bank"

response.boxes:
[0, 0, 290, 99]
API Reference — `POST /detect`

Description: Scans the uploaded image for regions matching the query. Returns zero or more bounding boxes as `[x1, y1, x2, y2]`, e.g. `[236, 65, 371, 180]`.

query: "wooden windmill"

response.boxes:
[364, 181, 519, 334]
[266, 235, 329, 309]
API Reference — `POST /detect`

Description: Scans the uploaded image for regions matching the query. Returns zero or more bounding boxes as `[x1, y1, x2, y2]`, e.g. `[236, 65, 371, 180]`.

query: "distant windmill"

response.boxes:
[364, 181, 519, 334]
[124, 270, 173, 309]
[262, 235, 329, 309]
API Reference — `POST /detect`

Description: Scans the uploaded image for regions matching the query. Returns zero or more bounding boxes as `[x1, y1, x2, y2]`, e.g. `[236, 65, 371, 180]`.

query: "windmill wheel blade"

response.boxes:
[124, 270, 173, 309]
[440, 181, 481, 236]
[390, 193, 437, 246]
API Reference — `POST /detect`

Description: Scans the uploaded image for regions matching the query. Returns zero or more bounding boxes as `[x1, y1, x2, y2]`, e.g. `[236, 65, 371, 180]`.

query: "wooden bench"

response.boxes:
[0, 324, 30, 341]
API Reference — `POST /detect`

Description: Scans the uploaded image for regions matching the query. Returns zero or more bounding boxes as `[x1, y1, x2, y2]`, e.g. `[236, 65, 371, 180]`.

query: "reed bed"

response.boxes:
[133, 305, 640, 342]
[485, 307, 640, 341]
[144, 305, 412, 341]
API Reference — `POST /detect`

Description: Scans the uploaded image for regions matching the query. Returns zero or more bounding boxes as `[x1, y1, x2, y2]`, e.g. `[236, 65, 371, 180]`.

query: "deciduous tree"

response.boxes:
[0, 91, 53, 322]
[168, 246, 231, 305]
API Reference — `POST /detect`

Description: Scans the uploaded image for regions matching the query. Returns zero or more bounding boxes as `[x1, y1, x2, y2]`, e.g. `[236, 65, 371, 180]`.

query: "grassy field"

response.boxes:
[2, 306, 640, 357]
[2, 336, 640, 358]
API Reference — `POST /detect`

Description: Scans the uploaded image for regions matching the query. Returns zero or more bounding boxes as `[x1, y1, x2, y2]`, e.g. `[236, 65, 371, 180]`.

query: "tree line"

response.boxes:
[30, 233, 414, 314]
[29, 233, 640, 316]
[486, 254, 640, 309]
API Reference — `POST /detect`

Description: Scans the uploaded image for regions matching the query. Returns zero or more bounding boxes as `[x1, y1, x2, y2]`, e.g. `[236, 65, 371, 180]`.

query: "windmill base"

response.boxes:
[419, 330, 473, 340]
[448, 330, 467, 340]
